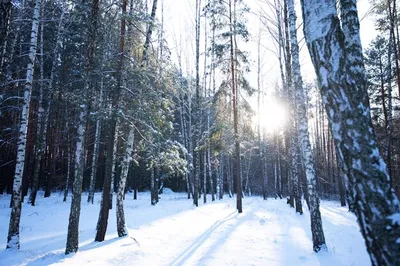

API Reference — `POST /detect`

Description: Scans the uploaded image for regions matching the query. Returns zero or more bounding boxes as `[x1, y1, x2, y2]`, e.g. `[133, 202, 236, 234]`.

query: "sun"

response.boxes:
[253, 100, 287, 134]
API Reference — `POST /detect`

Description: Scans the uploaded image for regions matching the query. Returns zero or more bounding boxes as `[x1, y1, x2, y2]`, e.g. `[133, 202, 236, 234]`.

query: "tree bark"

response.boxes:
[116, 125, 134, 237]
[301, 0, 400, 263]
[66, 0, 99, 253]
[288, 0, 326, 251]
[6, 0, 41, 250]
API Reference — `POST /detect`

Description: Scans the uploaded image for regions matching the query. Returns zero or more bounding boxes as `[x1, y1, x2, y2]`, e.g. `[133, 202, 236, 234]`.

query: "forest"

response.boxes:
[0, 0, 399, 265]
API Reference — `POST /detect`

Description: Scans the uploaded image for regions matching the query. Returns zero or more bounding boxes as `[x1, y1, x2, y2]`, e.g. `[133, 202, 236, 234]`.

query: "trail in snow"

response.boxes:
[0, 190, 369, 266]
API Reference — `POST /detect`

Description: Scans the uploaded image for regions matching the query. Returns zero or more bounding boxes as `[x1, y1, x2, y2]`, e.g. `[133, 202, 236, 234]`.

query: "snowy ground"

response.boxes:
[0, 190, 370, 266]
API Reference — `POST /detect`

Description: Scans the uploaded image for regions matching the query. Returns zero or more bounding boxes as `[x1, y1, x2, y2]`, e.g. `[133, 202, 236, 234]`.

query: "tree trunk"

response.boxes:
[66, 0, 99, 253]
[88, 86, 103, 204]
[65, 108, 86, 254]
[95, 0, 127, 241]
[301, 0, 400, 263]
[288, 0, 326, 251]
[29, 9, 65, 205]
[63, 138, 72, 202]
[6, 0, 41, 250]
[109, 124, 119, 210]
[116, 125, 134, 237]
[228, 0, 242, 213]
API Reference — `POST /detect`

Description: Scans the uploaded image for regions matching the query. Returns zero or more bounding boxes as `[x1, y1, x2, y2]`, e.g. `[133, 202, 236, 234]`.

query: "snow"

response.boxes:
[0, 191, 370, 266]
[388, 213, 400, 226]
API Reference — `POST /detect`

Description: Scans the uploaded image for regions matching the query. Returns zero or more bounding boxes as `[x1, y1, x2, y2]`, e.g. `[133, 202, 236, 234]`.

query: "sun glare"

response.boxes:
[254, 101, 287, 134]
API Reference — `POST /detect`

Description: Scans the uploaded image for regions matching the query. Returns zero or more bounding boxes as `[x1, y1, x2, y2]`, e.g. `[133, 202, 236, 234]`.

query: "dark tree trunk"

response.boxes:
[66, 0, 99, 253]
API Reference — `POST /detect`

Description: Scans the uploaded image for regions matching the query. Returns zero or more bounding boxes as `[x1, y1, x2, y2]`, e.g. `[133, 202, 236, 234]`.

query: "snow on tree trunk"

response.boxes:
[290, 133, 302, 214]
[66, 0, 99, 252]
[301, 0, 400, 263]
[6, 0, 41, 250]
[116, 125, 134, 237]
[88, 86, 103, 204]
[288, 0, 326, 251]
[29, 9, 65, 206]
[65, 106, 86, 254]
[109, 125, 119, 210]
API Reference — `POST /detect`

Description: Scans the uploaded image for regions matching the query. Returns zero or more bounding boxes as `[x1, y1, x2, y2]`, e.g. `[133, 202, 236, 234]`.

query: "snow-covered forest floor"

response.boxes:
[0, 190, 370, 266]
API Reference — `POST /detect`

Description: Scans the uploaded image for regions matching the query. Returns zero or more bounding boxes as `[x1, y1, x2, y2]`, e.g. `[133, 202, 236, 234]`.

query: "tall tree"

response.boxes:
[7, 0, 41, 250]
[95, 0, 128, 242]
[301, 0, 400, 264]
[287, 0, 326, 251]
[66, 0, 99, 254]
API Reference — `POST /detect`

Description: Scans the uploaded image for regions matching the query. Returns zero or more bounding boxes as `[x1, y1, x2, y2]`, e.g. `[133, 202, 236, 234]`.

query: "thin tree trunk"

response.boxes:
[6, 0, 41, 250]
[228, 0, 242, 213]
[66, 0, 99, 253]
[88, 86, 103, 204]
[63, 136, 72, 202]
[109, 124, 119, 210]
[29, 8, 65, 205]
[193, 0, 201, 207]
[288, 0, 326, 251]
[96, 0, 128, 241]
[116, 125, 134, 237]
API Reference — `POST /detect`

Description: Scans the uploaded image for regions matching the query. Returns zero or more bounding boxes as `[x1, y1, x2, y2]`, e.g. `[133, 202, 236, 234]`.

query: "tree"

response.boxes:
[287, 0, 326, 251]
[205, 0, 250, 213]
[301, 0, 400, 264]
[66, 0, 100, 254]
[7, 0, 41, 250]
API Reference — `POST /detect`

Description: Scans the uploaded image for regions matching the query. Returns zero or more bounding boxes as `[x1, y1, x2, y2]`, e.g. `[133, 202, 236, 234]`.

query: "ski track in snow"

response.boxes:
[0, 191, 370, 266]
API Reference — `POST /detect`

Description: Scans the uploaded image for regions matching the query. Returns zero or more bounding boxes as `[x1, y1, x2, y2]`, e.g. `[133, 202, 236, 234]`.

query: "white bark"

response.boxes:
[29, 8, 65, 206]
[7, 0, 41, 250]
[301, 0, 400, 263]
[65, 106, 86, 254]
[88, 85, 103, 204]
[288, 0, 326, 251]
[116, 125, 134, 237]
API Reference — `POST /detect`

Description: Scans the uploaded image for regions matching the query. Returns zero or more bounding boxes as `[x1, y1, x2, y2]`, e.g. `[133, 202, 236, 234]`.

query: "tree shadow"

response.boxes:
[169, 207, 255, 266]
[24, 236, 126, 266]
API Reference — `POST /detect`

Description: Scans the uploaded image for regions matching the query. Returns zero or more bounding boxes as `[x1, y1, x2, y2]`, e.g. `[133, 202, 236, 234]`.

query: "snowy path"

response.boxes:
[0, 191, 370, 266]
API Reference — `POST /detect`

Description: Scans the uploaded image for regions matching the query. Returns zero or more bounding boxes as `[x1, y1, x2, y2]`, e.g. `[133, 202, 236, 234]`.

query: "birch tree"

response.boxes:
[6, 0, 41, 250]
[287, 0, 326, 251]
[301, 0, 400, 264]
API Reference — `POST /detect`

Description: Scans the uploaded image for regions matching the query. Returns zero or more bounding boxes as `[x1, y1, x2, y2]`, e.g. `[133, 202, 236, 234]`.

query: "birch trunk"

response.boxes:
[6, 0, 41, 250]
[29, 7, 65, 204]
[116, 125, 134, 237]
[65, 106, 85, 254]
[88, 86, 103, 204]
[109, 124, 119, 210]
[301, 0, 400, 263]
[288, 0, 326, 251]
